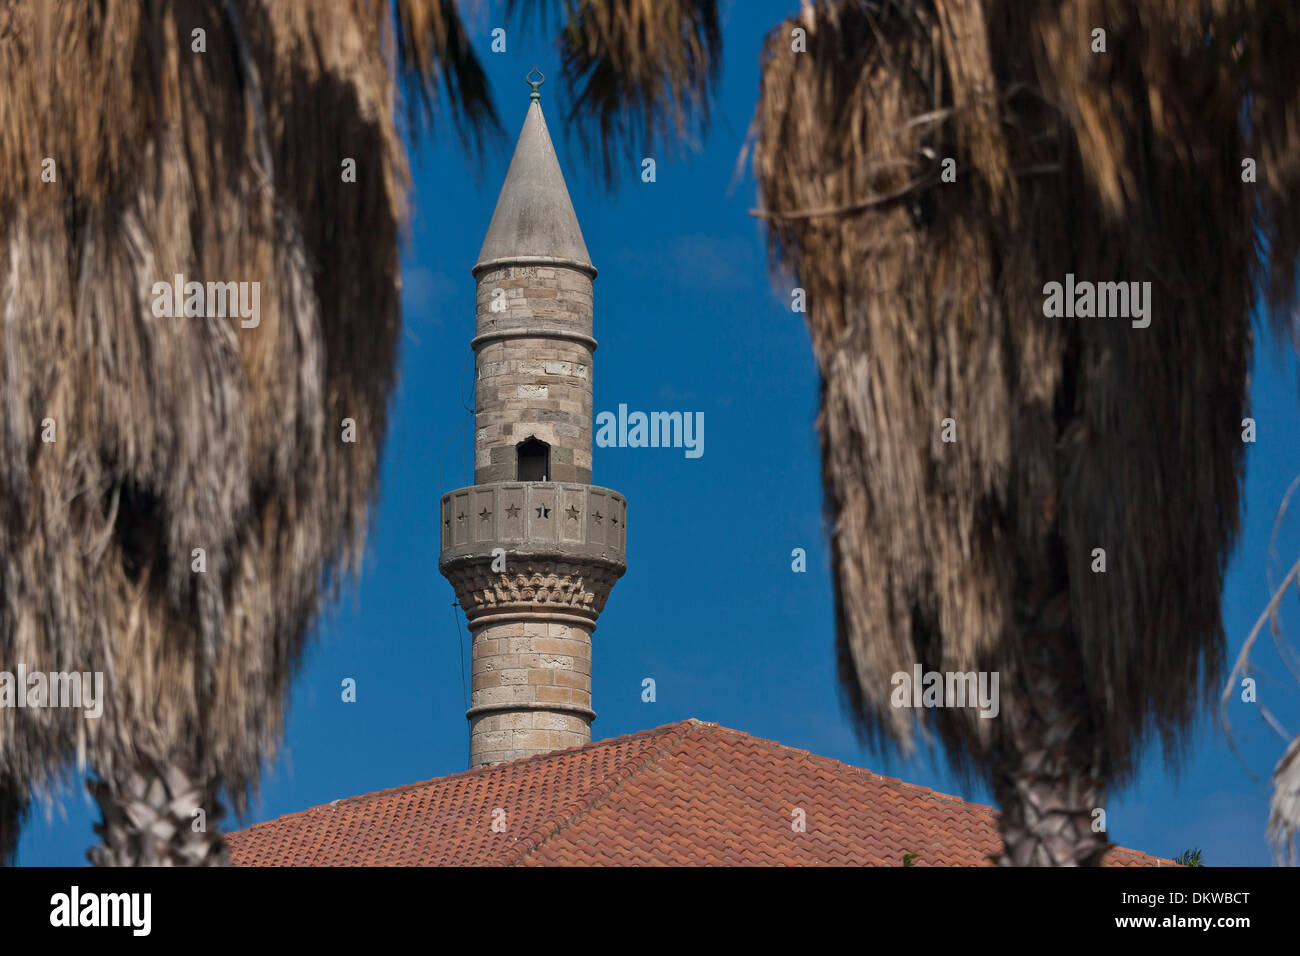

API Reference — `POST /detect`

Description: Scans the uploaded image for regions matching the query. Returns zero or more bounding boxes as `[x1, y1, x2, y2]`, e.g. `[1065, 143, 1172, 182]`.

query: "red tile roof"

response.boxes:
[225, 719, 1175, 866]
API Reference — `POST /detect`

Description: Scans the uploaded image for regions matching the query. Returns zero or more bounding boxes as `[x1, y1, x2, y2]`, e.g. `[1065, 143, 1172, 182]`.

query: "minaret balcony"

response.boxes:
[439, 482, 627, 624]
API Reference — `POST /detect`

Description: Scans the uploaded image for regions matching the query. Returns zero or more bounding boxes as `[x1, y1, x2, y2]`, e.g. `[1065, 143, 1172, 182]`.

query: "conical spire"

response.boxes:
[474, 95, 594, 276]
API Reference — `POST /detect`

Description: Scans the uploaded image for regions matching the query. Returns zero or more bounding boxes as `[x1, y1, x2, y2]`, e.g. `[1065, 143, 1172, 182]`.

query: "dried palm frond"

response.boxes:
[395, 0, 500, 150]
[511, 0, 721, 181]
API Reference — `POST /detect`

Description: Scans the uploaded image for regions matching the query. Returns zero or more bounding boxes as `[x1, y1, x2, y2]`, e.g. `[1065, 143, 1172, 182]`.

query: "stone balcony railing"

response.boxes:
[439, 482, 626, 562]
[438, 482, 627, 624]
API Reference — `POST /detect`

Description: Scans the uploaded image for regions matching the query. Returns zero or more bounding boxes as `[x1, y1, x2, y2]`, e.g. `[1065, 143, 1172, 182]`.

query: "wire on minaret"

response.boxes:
[451, 601, 468, 710]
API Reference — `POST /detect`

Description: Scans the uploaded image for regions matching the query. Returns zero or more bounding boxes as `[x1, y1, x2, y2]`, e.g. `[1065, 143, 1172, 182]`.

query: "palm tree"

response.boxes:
[749, 0, 1300, 865]
[1174, 847, 1204, 867]
[0, 0, 498, 865]
[543, 0, 1300, 864]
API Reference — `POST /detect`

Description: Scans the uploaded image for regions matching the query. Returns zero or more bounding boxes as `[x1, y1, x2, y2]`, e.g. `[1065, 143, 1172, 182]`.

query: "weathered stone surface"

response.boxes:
[474, 102, 593, 273]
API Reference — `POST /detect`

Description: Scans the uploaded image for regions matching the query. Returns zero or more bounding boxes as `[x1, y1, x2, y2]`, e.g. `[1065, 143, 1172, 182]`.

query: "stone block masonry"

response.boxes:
[468, 620, 595, 764]
[473, 264, 594, 484]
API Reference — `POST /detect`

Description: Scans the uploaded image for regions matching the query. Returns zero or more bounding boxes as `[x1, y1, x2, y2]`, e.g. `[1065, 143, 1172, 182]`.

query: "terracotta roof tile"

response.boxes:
[225, 719, 1176, 867]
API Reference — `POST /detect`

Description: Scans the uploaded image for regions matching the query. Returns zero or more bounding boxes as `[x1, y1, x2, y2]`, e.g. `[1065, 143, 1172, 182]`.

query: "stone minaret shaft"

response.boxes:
[439, 93, 626, 770]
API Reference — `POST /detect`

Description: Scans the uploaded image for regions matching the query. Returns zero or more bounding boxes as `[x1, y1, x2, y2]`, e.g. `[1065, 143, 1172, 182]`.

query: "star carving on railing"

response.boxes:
[479, 508, 491, 521]
[593, 511, 603, 523]
[457, 511, 467, 523]
[566, 505, 580, 521]
[536, 505, 550, 519]
[505, 503, 520, 519]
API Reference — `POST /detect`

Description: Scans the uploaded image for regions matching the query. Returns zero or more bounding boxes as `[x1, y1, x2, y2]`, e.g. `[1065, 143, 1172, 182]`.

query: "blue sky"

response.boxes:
[18, 1, 1300, 866]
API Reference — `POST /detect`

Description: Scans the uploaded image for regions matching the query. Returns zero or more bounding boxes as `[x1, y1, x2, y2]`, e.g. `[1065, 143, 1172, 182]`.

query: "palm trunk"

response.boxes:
[992, 588, 1109, 865]
[88, 754, 229, 866]
[0, 776, 26, 865]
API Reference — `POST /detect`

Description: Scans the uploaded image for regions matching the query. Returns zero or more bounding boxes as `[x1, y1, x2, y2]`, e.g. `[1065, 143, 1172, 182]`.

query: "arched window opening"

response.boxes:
[517, 437, 550, 481]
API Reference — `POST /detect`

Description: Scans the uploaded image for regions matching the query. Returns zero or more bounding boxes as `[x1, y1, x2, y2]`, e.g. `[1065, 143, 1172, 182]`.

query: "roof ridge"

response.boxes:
[693, 724, 1180, 863]
[697, 726, 1180, 865]
[504, 720, 703, 866]
[691, 721, 1003, 816]
[229, 721, 696, 837]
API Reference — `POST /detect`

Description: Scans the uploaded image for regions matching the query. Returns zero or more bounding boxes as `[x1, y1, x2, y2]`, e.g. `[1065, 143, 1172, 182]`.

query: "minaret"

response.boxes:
[439, 73, 627, 769]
